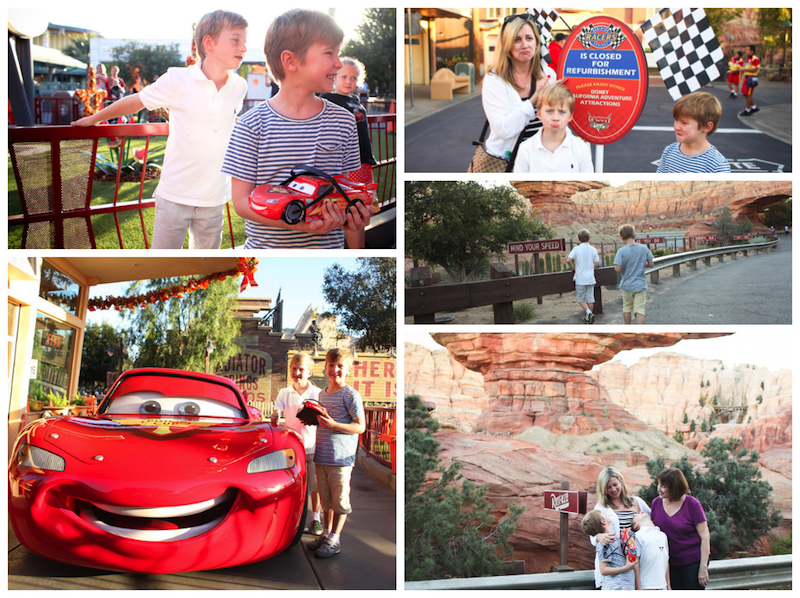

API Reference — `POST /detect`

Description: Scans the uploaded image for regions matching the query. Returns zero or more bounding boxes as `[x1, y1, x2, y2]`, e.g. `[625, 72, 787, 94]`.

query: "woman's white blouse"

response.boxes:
[482, 66, 557, 158]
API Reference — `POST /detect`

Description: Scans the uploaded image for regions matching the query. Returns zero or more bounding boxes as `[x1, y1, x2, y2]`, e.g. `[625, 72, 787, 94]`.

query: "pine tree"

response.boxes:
[405, 394, 523, 581]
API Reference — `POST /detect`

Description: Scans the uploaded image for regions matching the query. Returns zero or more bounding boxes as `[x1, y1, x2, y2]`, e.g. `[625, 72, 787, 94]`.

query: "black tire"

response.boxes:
[282, 200, 306, 225]
[289, 479, 309, 547]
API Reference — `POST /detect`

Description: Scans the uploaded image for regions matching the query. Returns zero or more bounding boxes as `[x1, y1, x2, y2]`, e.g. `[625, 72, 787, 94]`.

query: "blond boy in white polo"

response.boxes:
[73, 10, 248, 249]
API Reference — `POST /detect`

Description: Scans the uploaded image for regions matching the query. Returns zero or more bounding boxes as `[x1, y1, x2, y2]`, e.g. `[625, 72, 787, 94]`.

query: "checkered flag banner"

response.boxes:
[641, 7, 727, 101]
[525, 8, 558, 66]
[578, 23, 626, 50]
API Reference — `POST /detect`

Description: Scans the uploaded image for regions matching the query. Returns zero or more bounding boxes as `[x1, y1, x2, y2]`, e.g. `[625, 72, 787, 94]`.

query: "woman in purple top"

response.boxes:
[650, 468, 711, 589]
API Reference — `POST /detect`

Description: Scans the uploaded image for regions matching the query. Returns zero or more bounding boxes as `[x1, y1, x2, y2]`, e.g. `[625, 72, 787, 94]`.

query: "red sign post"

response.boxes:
[558, 16, 649, 146]
[544, 483, 588, 569]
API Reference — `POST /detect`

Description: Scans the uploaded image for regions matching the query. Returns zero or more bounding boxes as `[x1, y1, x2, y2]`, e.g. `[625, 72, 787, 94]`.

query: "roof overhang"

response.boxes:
[56, 257, 243, 286]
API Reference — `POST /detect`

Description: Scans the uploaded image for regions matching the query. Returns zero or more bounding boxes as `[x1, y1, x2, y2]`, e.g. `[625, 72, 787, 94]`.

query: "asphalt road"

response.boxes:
[644, 236, 792, 325]
[405, 78, 792, 173]
[8, 464, 396, 590]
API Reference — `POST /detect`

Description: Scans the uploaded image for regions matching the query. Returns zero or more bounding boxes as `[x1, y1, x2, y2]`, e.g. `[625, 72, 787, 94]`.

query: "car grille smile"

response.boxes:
[75, 488, 237, 542]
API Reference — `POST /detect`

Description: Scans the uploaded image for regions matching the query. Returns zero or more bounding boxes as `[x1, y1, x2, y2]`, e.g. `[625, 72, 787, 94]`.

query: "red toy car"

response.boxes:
[8, 368, 306, 574]
[248, 165, 378, 225]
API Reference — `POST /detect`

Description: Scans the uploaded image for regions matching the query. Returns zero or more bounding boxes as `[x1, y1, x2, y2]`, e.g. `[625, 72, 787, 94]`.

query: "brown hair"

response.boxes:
[673, 91, 722, 135]
[618, 224, 636, 240]
[537, 83, 575, 113]
[196, 10, 248, 61]
[582, 510, 605, 536]
[578, 229, 591, 243]
[264, 9, 344, 82]
[656, 468, 690, 500]
[325, 347, 353, 369]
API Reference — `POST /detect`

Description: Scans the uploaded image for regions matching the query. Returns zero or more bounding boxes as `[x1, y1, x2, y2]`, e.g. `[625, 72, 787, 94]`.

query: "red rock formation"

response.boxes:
[431, 333, 729, 437]
[511, 181, 792, 230]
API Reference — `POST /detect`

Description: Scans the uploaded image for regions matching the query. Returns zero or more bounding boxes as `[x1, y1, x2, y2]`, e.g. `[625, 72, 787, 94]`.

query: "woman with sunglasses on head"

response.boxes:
[470, 13, 559, 172]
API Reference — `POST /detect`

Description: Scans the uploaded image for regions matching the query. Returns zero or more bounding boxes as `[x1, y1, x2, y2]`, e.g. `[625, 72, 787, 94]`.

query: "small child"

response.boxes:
[614, 224, 655, 325]
[566, 229, 600, 324]
[320, 57, 378, 185]
[632, 511, 670, 590]
[657, 92, 730, 173]
[271, 352, 323, 536]
[513, 84, 593, 173]
[223, 9, 374, 249]
[305, 348, 365, 558]
[582, 510, 637, 590]
[73, 10, 249, 249]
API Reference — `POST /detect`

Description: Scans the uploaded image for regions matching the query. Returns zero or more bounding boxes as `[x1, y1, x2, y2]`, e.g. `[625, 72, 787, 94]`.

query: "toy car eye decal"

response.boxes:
[141, 400, 162, 415]
[287, 181, 315, 195]
[178, 402, 201, 416]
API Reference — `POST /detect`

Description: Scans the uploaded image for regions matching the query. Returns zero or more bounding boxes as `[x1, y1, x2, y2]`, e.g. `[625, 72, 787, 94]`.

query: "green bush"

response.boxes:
[513, 300, 536, 322]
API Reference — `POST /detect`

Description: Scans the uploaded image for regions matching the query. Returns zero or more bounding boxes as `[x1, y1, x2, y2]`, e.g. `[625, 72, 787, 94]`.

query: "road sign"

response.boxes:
[558, 16, 649, 145]
[508, 239, 566, 254]
[635, 237, 665, 245]
[694, 234, 718, 242]
[734, 233, 756, 240]
[543, 490, 588, 514]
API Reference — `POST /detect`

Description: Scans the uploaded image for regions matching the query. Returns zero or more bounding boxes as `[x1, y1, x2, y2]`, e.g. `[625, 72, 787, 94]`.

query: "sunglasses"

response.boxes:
[501, 12, 537, 34]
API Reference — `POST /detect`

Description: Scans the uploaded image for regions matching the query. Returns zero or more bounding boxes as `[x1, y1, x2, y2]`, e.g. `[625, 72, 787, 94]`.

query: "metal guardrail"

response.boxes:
[646, 239, 780, 283]
[405, 554, 792, 590]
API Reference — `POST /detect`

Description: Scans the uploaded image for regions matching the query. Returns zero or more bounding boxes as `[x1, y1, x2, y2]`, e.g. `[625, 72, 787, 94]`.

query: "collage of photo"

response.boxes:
[6, 4, 793, 592]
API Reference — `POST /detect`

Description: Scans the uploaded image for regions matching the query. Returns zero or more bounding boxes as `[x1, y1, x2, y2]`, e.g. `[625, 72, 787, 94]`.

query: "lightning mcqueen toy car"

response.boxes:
[9, 368, 306, 574]
[248, 164, 378, 225]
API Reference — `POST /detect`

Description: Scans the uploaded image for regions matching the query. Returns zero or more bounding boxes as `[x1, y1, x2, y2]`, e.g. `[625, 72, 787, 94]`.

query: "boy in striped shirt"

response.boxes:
[222, 9, 374, 248]
[656, 92, 730, 173]
[306, 349, 365, 558]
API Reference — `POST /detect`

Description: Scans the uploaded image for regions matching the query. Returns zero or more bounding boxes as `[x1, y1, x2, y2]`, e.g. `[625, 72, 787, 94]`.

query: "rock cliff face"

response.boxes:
[511, 181, 792, 229]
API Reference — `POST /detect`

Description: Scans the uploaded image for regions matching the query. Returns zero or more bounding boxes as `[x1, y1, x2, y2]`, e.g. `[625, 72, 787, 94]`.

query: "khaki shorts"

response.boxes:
[621, 290, 647, 316]
[315, 463, 353, 515]
[151, 195, 224, 249]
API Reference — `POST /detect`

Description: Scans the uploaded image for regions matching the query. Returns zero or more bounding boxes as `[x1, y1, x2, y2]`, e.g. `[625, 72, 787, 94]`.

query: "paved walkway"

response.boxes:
[8, 463, 396, 590]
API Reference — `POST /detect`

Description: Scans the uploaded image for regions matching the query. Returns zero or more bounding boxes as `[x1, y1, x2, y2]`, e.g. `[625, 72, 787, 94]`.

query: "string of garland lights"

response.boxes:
[88, 258, 259, 311]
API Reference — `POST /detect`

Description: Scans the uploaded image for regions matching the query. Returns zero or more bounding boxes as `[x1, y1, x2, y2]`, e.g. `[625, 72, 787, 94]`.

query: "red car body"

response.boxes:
[8, 368, 306, 574]
[248, 166, 378, 225]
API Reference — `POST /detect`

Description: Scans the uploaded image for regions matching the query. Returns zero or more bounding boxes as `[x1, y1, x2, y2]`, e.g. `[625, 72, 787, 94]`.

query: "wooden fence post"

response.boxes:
[490, 262, 514, 324]
[409, 267, 436, 324]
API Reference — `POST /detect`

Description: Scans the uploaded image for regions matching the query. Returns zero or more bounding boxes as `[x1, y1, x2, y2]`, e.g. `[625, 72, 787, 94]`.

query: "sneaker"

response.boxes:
[729, 91, 736, 98]
[310, 519, 324, 536]
[740, 109, 752, 117]
[751, 106, 760, 113]
[306, 534, 328, 551]
[583, 313, 591, 324]
[315, 538, 341, 558]
[587, 312, 595, 324]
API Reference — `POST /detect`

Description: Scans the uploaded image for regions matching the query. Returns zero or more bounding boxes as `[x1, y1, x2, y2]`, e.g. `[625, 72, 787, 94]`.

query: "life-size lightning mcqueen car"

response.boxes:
[8, 368, 306, 574]
[248, 164, 378, 225]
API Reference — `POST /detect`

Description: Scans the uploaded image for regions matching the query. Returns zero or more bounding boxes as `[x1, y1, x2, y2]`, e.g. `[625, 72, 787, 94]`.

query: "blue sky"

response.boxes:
[87, 257, 362, 330]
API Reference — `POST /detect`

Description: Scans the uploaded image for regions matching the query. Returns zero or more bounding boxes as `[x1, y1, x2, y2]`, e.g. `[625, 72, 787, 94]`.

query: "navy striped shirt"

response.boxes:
[221, 99, 360, 248]
[656, 142, 730, 173]
[313, 385, 364, 467]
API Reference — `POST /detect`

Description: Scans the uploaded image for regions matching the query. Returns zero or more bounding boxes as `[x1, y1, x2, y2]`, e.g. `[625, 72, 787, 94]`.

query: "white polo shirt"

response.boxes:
[513, 127, 594, 174]
[275, 383, 321, 454]
[637, 525, 670, 590]
[138, 63, 247, 207]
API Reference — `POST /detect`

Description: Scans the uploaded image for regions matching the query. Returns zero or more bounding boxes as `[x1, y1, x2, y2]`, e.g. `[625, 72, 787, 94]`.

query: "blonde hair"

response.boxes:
[673, 91, 722, 136]
[264, 9, 344, 82]
[537, 83, 575, 113]
[339, 57, 366, 86]
[582, 510, 605, 536]
[596, 466, 635, 509]
[490, 16, 544, 91]
[325, 347, 354, 368]
[196, 10, 249, 61]
[290, 352, 315, 370]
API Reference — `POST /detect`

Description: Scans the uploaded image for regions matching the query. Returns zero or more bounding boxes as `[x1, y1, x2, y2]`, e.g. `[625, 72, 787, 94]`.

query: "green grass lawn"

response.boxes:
[9, 128, 394, 249]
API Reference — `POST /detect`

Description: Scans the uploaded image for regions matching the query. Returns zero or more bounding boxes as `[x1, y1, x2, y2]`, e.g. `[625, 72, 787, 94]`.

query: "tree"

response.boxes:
[711, 207, 753, 246]
[341, 8, 396, 97]
[322, 257, 395, 351]
[80, 321, 126, 393]
[110, 42, 184, 87]
[638, 438, 782, 558]
[406, 181, 553, 282]
[120, 276, 241, 372]
[762, 198, 792, 229]
[756, 8, 792, 64]
[405, 394, 523, 581]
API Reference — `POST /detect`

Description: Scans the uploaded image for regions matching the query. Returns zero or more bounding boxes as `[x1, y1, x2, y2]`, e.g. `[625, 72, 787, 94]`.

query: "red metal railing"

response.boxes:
[34, 97, 81, 125]
[361, 405, 396, 472]
[9, 117, 395, 249]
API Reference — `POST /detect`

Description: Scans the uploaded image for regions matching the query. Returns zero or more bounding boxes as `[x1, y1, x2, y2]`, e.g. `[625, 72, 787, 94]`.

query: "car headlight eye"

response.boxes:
[178, 402, 201, 416]
[141, 400, 161, 415]
[16, 444, 66, 472]
[247, 449, 296, 473]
